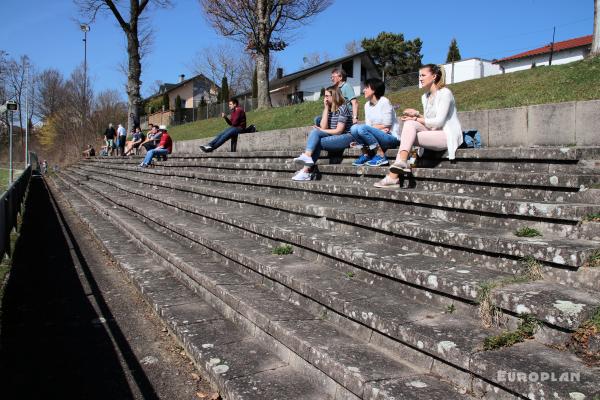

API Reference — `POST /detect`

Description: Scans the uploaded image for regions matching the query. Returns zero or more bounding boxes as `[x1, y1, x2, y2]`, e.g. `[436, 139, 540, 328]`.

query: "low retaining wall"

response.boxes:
[173, 99, 600, 153]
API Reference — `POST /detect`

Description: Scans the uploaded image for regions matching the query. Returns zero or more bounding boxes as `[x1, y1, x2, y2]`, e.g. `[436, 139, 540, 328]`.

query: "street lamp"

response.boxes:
[80, 24, 90, 123]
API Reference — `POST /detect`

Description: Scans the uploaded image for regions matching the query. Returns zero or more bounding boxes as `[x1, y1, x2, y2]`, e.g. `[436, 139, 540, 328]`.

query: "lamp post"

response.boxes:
[80, 24, 90, 124]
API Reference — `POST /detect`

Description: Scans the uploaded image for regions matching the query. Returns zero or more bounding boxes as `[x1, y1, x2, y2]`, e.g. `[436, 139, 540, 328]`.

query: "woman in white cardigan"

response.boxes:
[374, 64, 463, 188]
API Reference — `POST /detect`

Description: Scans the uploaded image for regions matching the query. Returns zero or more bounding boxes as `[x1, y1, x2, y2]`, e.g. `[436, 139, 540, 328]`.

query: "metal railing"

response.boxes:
[1, 162, 33, 259]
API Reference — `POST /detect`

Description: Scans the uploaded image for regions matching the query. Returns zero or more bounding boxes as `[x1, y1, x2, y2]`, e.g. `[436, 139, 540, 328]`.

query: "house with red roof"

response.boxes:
[494, 35, 592, 73]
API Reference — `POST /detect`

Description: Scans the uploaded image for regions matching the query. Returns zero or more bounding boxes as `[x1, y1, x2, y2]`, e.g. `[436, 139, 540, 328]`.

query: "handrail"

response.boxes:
[1, 161, 34, 259]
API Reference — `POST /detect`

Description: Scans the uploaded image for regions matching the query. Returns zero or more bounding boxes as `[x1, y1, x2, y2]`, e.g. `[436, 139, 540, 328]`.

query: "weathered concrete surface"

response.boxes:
[528, 102, 577, 146]
[575, 99, 600, 146]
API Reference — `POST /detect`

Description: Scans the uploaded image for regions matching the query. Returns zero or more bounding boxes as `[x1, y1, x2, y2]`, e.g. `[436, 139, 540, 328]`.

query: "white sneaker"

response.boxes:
[293, 153, 314, 167]
[292, 170, 312, 181]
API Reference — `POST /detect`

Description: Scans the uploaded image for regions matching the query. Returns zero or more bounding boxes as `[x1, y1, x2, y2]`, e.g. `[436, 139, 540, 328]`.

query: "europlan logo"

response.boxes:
[497, 370, 581, 383]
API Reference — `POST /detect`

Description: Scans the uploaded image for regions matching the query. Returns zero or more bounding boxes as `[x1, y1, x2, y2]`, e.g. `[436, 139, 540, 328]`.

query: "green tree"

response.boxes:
[251, 66, 258, 99]
[174, 95, 182, 123]
[162, 93, 170, 111]
[219, 76, 230, 103]
[361, 32, 423, 77]
[446, 38, 462, 63]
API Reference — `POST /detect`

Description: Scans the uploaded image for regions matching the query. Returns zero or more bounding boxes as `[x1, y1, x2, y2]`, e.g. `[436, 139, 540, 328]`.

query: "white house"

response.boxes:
[494, 35, 592, 73]
[240, 52, 380, 107]
[441, 58, 503, 84]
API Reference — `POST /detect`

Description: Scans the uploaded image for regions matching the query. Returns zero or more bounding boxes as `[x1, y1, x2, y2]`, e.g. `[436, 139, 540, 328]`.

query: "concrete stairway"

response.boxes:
[48, 145, 600, 400]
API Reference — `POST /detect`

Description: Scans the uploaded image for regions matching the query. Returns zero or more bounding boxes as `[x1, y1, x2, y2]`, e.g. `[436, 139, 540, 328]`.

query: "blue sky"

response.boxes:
[0, 0, 593, 99]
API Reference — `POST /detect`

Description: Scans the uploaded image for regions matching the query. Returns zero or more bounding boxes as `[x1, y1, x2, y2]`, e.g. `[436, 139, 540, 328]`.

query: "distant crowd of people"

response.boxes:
[83, 117, 172, 168]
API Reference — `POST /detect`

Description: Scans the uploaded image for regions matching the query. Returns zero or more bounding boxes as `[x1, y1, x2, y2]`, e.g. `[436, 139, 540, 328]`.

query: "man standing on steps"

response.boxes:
[116, 123, 127, 156]
[199, 98, 246, 153]
[104, 123, 116, 156]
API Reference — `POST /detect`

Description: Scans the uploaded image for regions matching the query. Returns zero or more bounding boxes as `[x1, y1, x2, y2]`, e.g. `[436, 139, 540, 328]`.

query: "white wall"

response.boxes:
[442, 59, 502, 84]
[499, 48, 587, 73]
[298, 69, 332, 101]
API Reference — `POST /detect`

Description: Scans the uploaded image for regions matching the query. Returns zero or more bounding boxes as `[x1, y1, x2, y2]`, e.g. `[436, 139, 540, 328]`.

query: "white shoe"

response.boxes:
[293, 153, 314, 167]
[292, 170, 312, 181]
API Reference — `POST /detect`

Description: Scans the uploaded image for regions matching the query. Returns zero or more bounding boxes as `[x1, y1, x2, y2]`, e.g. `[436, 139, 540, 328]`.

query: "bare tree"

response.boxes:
[344, 40, 362, 55]
[64, 66, 94, 151]
[90, 89, 127, 139]
[4, 55, 29, 133]
[75, 0, 171, 131]
[190, 44, 246, 95]
[200, 0, 332, 109]
[593, 0, 600, 56]
[36, 69, 66, 120]
[302, 51, 329, 68]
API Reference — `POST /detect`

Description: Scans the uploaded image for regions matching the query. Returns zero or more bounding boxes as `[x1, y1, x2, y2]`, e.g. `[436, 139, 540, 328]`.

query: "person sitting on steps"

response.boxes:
[124, 127, 144, 156]
[139, 128, 172, 168]
[350, 78, 400, 167]
[140, 124, 162, 153]
[199, 97, 246, 153]
[292, 86, 353, 181]
[374, 63, 463, 189]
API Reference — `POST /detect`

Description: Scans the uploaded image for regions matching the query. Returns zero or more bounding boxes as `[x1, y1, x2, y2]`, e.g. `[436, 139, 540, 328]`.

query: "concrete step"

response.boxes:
[47, 177, 336, 400]
[55, 171, 600, 399]
[64, 168, 600, 334]
[77, 163, 600, 244]
[50, 174, 476, 400]
[85, 156, 600, 191]
[75, 163, 599, 269]
[80, 161, 600, 224]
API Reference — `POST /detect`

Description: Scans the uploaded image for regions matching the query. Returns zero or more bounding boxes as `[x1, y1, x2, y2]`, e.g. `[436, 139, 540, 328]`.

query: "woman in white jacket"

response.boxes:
[374, 63, 462, 188]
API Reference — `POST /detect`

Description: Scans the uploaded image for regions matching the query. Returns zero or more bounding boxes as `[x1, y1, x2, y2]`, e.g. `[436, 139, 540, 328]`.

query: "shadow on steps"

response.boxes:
[0, 176, 158, 400]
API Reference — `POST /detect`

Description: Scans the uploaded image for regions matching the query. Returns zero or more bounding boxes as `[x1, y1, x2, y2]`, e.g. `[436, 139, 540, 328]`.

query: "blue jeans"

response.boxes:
[307, 132, 356, 163]
[143, 148, 168, 165]
[350, 124, 400, 151]
[209, 126, 241, 150]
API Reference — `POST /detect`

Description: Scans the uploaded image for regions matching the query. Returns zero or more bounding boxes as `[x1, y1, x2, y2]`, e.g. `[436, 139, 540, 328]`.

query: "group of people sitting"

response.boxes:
[293, 63, 463, 188]
[100, 121, 172, 167]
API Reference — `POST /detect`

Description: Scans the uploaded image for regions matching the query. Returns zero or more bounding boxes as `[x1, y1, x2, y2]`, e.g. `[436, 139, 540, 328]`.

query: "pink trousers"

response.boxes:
[397, 120, 447, 160]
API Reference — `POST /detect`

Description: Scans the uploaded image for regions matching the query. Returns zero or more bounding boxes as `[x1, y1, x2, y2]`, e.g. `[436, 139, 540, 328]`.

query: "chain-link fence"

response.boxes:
[168, 97, 259, 127]
[384, 71, 419, 92]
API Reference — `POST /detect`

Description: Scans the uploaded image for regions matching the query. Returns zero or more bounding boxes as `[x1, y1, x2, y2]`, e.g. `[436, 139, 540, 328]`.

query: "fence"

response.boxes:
[1, 162, 33, 259]
[169, 97, 259, 127]
[384, 71, 419, 92]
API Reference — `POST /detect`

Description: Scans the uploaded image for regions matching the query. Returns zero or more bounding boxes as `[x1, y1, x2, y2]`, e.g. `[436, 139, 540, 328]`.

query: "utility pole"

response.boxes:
[24, 59, 29, 167]
[549, 26, 556, 66]
[81, 24, 90, 125]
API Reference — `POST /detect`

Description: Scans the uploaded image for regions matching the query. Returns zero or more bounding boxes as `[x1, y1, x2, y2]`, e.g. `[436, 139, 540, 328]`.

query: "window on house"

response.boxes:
[342, 60, 354, 78]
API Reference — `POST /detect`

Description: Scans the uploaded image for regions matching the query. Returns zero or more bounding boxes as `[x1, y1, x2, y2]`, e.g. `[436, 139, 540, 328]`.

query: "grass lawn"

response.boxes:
[169, 56, 600, 142]
[0, 169, 23, 194]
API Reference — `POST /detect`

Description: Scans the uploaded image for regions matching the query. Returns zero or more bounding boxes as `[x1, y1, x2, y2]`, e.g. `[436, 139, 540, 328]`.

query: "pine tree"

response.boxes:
[446, 38, 462, 63]
[162, 93, 170, 111]
[174, 95, 183, 123]
[220, 76, 230, 103]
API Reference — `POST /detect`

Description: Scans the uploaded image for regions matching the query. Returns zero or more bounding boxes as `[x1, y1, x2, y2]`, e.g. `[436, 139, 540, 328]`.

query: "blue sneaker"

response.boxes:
[366, 155, 389, 166]
[352, 154, 372, 166]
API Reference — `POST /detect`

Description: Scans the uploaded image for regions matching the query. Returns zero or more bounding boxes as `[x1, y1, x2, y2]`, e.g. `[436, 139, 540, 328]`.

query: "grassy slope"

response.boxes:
[169, 56, 600, 141]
